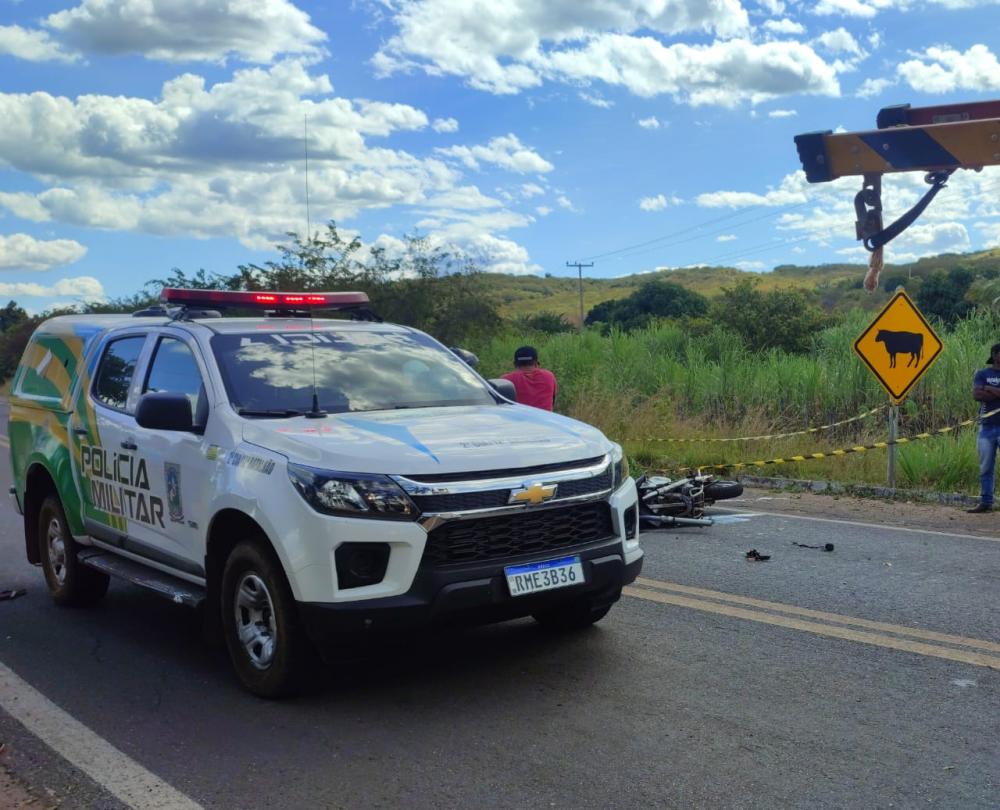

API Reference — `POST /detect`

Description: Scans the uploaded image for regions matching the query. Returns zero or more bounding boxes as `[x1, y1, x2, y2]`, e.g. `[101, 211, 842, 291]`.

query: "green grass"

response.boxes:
[474, 309, 1000, 495]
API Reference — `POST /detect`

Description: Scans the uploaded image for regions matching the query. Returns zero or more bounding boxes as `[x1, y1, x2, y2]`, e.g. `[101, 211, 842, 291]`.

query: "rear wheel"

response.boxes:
[704, 481, 743, 502]
[532, 596, 613, 632]
[221, 539, 313, 698]
[38, 494, 109, 607]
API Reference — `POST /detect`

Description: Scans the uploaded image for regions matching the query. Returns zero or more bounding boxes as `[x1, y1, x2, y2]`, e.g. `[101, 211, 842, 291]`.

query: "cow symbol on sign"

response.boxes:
[875, 330, 923, 369]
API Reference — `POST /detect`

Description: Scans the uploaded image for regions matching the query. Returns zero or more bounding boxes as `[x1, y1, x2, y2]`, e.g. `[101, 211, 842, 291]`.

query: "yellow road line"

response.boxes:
[625, 586, 1000, 670]
[635, 577, 1000, 654]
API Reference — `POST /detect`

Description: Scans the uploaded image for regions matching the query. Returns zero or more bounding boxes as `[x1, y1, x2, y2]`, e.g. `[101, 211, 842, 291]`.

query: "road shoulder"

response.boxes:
[729, 486, 998, 538]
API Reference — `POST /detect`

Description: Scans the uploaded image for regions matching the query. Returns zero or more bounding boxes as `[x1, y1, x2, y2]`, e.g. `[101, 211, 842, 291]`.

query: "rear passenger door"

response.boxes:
[73, 331, 153, 543]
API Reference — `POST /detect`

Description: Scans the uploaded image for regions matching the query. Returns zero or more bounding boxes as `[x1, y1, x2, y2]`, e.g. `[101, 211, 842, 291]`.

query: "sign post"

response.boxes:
[854, 289, 943, 486]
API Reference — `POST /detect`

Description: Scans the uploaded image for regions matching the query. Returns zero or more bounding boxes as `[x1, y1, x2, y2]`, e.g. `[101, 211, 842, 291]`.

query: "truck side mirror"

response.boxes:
[136, 392, 197, 432]
[450, 347, 480, 368]
[488, 378, 517, 402]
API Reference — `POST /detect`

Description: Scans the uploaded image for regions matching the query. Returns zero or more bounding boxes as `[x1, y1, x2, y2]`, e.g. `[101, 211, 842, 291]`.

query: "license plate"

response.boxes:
[505, 555, 584, 597]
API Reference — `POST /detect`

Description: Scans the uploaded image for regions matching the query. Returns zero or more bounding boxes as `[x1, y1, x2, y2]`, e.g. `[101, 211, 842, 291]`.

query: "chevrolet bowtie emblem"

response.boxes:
[509, 482, 558, 505]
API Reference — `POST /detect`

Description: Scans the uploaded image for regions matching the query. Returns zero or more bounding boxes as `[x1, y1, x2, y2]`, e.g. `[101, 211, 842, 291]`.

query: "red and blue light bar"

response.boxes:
[160, 288, 370, 309]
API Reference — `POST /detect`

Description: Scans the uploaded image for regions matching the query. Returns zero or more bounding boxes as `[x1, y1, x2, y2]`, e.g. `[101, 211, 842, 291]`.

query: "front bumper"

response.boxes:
[298, 535, 643, 645]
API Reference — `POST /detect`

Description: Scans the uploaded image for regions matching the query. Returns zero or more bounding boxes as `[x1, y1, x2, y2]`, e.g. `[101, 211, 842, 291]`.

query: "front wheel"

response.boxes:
[38, 494, 109, 607]
[221, 540, 313, 698]
[532, 597, 613, 632]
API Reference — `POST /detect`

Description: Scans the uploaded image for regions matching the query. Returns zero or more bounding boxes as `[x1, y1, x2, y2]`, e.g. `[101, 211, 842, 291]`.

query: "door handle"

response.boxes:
[120, 439, 138, 451]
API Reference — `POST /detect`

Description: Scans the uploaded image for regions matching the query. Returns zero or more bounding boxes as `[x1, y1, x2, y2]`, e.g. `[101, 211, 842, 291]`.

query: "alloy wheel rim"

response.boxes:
[47, 517, 67, 585]
[234, 572, 278, 670]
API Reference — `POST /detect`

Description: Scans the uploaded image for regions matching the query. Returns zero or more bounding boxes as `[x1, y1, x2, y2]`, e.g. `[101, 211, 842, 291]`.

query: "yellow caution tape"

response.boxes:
[654, 405, 1000, 475]
[635, 405, 886, 444]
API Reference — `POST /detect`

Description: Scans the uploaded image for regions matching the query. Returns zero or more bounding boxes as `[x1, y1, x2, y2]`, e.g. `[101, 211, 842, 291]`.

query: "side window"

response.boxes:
[144, 338, 206, 421]
[93, 336, 146, 411]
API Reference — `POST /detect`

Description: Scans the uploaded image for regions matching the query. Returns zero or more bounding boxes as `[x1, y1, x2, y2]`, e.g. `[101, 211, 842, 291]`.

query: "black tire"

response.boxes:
[532, 597, 614, 632]
[221, 539, 313, 698]
[703, 481, 743, 502]
[38, 494, 109, 607]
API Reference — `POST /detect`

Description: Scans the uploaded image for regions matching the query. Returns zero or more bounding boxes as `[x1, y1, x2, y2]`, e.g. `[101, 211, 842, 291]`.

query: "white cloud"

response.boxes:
[0, 275, 104, 300]
[757, 0, 787, 13]
[638, 116, 661, 129]
[432, 117, 459, 133]
[0, 24, 77, 62]
[520, 183, 545, 198]
[717, 234, 738, 241]
[579, 91, 613, 108]
[814, 0, 1000, 17]
[0, 233, 87, 272]
[814, 27, 863, 55]
[0, 59, 546, 278]
[898, 44, 1000, 93]
[375, 1, 841, 106]
[735, 260, 766, 270]
[639, 193, 682, 211]
[698, 171, 814, 207]
[556, 195, 576, 211]
[979, 220, 1000, 248]
[768, 108, 797, 117]
[763, 19, 805, 34]
[536, 205, 552, 216]
[856, 76, 895, 97]
[437, 134, 553, 173]
[44, 0, 326, 63]
[813, 0, 878, 18]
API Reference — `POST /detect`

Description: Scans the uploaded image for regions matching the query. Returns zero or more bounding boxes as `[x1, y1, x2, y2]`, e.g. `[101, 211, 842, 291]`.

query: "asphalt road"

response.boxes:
[1, 404, 998, 809]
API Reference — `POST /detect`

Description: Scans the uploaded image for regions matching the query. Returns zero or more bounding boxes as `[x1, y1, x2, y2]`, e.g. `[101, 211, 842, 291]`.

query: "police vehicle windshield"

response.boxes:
[211, 328, 494, 415]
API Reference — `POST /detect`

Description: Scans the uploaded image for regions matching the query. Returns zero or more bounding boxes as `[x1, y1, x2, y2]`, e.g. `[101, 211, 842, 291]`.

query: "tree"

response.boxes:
[709, 280, 827, 353]
[513, 311, 574, 334]
[0, 300, 26, 333]
[915, 267, 974, 325]
[585, 280, 708, 331]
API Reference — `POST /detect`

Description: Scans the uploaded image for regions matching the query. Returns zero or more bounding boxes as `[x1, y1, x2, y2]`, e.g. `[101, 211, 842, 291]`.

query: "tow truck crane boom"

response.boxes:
[794, 100, 1000, 291]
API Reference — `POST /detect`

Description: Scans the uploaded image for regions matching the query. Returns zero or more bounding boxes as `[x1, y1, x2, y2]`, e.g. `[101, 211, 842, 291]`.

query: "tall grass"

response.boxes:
[474, 309, 1000, 494]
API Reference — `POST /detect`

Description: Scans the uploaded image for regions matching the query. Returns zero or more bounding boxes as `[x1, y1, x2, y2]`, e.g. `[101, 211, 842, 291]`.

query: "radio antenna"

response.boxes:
[302, 113, 325, 418]
[303, 113, 312, 243]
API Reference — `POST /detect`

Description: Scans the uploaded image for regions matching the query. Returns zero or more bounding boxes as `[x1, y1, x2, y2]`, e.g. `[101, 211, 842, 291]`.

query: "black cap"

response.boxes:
[514, 345, 538, 364]
[988, 342, 1000, 364]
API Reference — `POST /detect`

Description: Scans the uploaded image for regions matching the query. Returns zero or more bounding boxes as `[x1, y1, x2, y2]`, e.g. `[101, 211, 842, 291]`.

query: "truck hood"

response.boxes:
[241, 404, 611, 475]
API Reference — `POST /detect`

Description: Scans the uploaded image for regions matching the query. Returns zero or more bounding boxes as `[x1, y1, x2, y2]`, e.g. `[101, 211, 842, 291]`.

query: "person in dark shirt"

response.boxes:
[969, 342, 1000, 512]
[501, 345, 557, 411]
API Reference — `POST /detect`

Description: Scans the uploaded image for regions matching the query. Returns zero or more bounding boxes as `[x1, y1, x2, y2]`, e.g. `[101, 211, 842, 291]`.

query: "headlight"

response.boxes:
[610, 443, 630, 489]
[288, 464, 418, 521]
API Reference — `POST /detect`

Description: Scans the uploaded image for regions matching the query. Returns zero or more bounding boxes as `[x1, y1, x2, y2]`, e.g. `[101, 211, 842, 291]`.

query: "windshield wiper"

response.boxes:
[236, 408, 305, 418]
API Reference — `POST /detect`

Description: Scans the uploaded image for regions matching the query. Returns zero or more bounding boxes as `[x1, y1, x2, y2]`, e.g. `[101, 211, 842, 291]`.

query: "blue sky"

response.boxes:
[2, 0, 1000, 313]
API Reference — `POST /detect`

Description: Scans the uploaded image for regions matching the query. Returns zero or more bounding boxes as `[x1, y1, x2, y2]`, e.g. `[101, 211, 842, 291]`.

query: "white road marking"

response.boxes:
[714, 507, 1000, 544]
[0, 660, 203, 810]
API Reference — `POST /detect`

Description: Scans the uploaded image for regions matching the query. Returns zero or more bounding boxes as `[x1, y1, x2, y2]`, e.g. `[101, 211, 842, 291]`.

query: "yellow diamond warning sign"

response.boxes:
[854, 290, 943, 402]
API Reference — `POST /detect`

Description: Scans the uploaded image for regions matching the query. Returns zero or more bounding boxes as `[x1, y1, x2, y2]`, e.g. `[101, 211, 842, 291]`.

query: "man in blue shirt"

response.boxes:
[969, 342, 1000, 512]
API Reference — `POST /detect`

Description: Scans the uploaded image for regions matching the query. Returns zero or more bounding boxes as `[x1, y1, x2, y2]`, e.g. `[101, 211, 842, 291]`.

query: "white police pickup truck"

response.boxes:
[7, 289, 642, 696]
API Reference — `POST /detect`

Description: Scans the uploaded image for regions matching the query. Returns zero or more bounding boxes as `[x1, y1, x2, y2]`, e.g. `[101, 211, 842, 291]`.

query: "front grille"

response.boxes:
[403, 455, 605, 484]
[422, 501, 615, 566]
[412, 465, 613, 514]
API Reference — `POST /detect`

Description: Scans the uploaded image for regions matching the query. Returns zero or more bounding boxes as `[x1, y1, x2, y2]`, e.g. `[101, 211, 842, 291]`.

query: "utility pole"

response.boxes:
[566, 261, 593, 331]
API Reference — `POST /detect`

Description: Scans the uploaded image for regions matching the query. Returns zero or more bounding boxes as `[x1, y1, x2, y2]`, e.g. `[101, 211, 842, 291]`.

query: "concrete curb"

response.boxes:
[736, 474, 979, 508]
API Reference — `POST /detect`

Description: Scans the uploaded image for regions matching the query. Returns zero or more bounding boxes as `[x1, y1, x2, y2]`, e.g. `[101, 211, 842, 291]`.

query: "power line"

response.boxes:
[604, 203, 809, 265]
[580, 207, 753, 262]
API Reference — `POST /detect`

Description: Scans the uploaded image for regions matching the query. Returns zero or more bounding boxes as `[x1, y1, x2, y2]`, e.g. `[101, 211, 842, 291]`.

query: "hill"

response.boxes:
[484, 247, 1000, 324]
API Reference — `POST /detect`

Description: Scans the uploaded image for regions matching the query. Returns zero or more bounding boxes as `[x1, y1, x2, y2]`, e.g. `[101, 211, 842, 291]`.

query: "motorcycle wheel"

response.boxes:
[703, 481, 743, 501]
